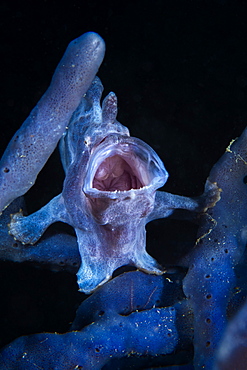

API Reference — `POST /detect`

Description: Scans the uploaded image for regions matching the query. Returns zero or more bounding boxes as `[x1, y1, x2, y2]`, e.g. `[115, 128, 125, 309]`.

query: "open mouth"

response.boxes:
[84, 134, 168, 199]
[93, 154, 143, 191]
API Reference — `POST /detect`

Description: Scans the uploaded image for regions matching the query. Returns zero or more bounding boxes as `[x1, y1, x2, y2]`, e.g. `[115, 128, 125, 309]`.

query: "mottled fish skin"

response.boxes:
[9, 77, 169, 293]
[0, 32, 105, 213]
[8, 33, 215, 294]
[9, 75, 213, 294]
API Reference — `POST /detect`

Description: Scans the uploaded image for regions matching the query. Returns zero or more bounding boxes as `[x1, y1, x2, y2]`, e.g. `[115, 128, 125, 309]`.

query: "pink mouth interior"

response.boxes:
[93, 154, 143, 191]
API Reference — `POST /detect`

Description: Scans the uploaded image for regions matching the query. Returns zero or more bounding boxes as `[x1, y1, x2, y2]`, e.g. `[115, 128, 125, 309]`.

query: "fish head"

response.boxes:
[83, 133, 168, 225]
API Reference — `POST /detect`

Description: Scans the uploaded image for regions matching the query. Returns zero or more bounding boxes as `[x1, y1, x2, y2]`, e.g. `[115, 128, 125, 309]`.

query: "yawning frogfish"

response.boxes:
[7, 34, 214, 294]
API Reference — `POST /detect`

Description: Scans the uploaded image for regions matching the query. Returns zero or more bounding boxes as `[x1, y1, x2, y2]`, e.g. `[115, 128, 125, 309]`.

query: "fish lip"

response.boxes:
[83, 134, 168, 199]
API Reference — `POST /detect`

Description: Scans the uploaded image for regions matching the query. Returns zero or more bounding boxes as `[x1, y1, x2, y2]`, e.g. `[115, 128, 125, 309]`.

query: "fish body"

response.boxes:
[9, 77, 168, 293]
[7, 33, 213, 294]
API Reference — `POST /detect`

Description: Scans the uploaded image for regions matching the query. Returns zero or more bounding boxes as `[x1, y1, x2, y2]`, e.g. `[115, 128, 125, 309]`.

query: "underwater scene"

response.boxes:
[0, 1, 247, 369]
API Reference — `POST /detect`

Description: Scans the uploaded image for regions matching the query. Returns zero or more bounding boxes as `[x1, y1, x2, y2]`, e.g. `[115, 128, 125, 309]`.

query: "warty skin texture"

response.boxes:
[8, 74, 213, 294]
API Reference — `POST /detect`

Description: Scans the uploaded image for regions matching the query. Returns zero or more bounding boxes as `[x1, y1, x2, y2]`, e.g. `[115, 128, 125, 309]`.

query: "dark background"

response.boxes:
[0, 0, 247, 362]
